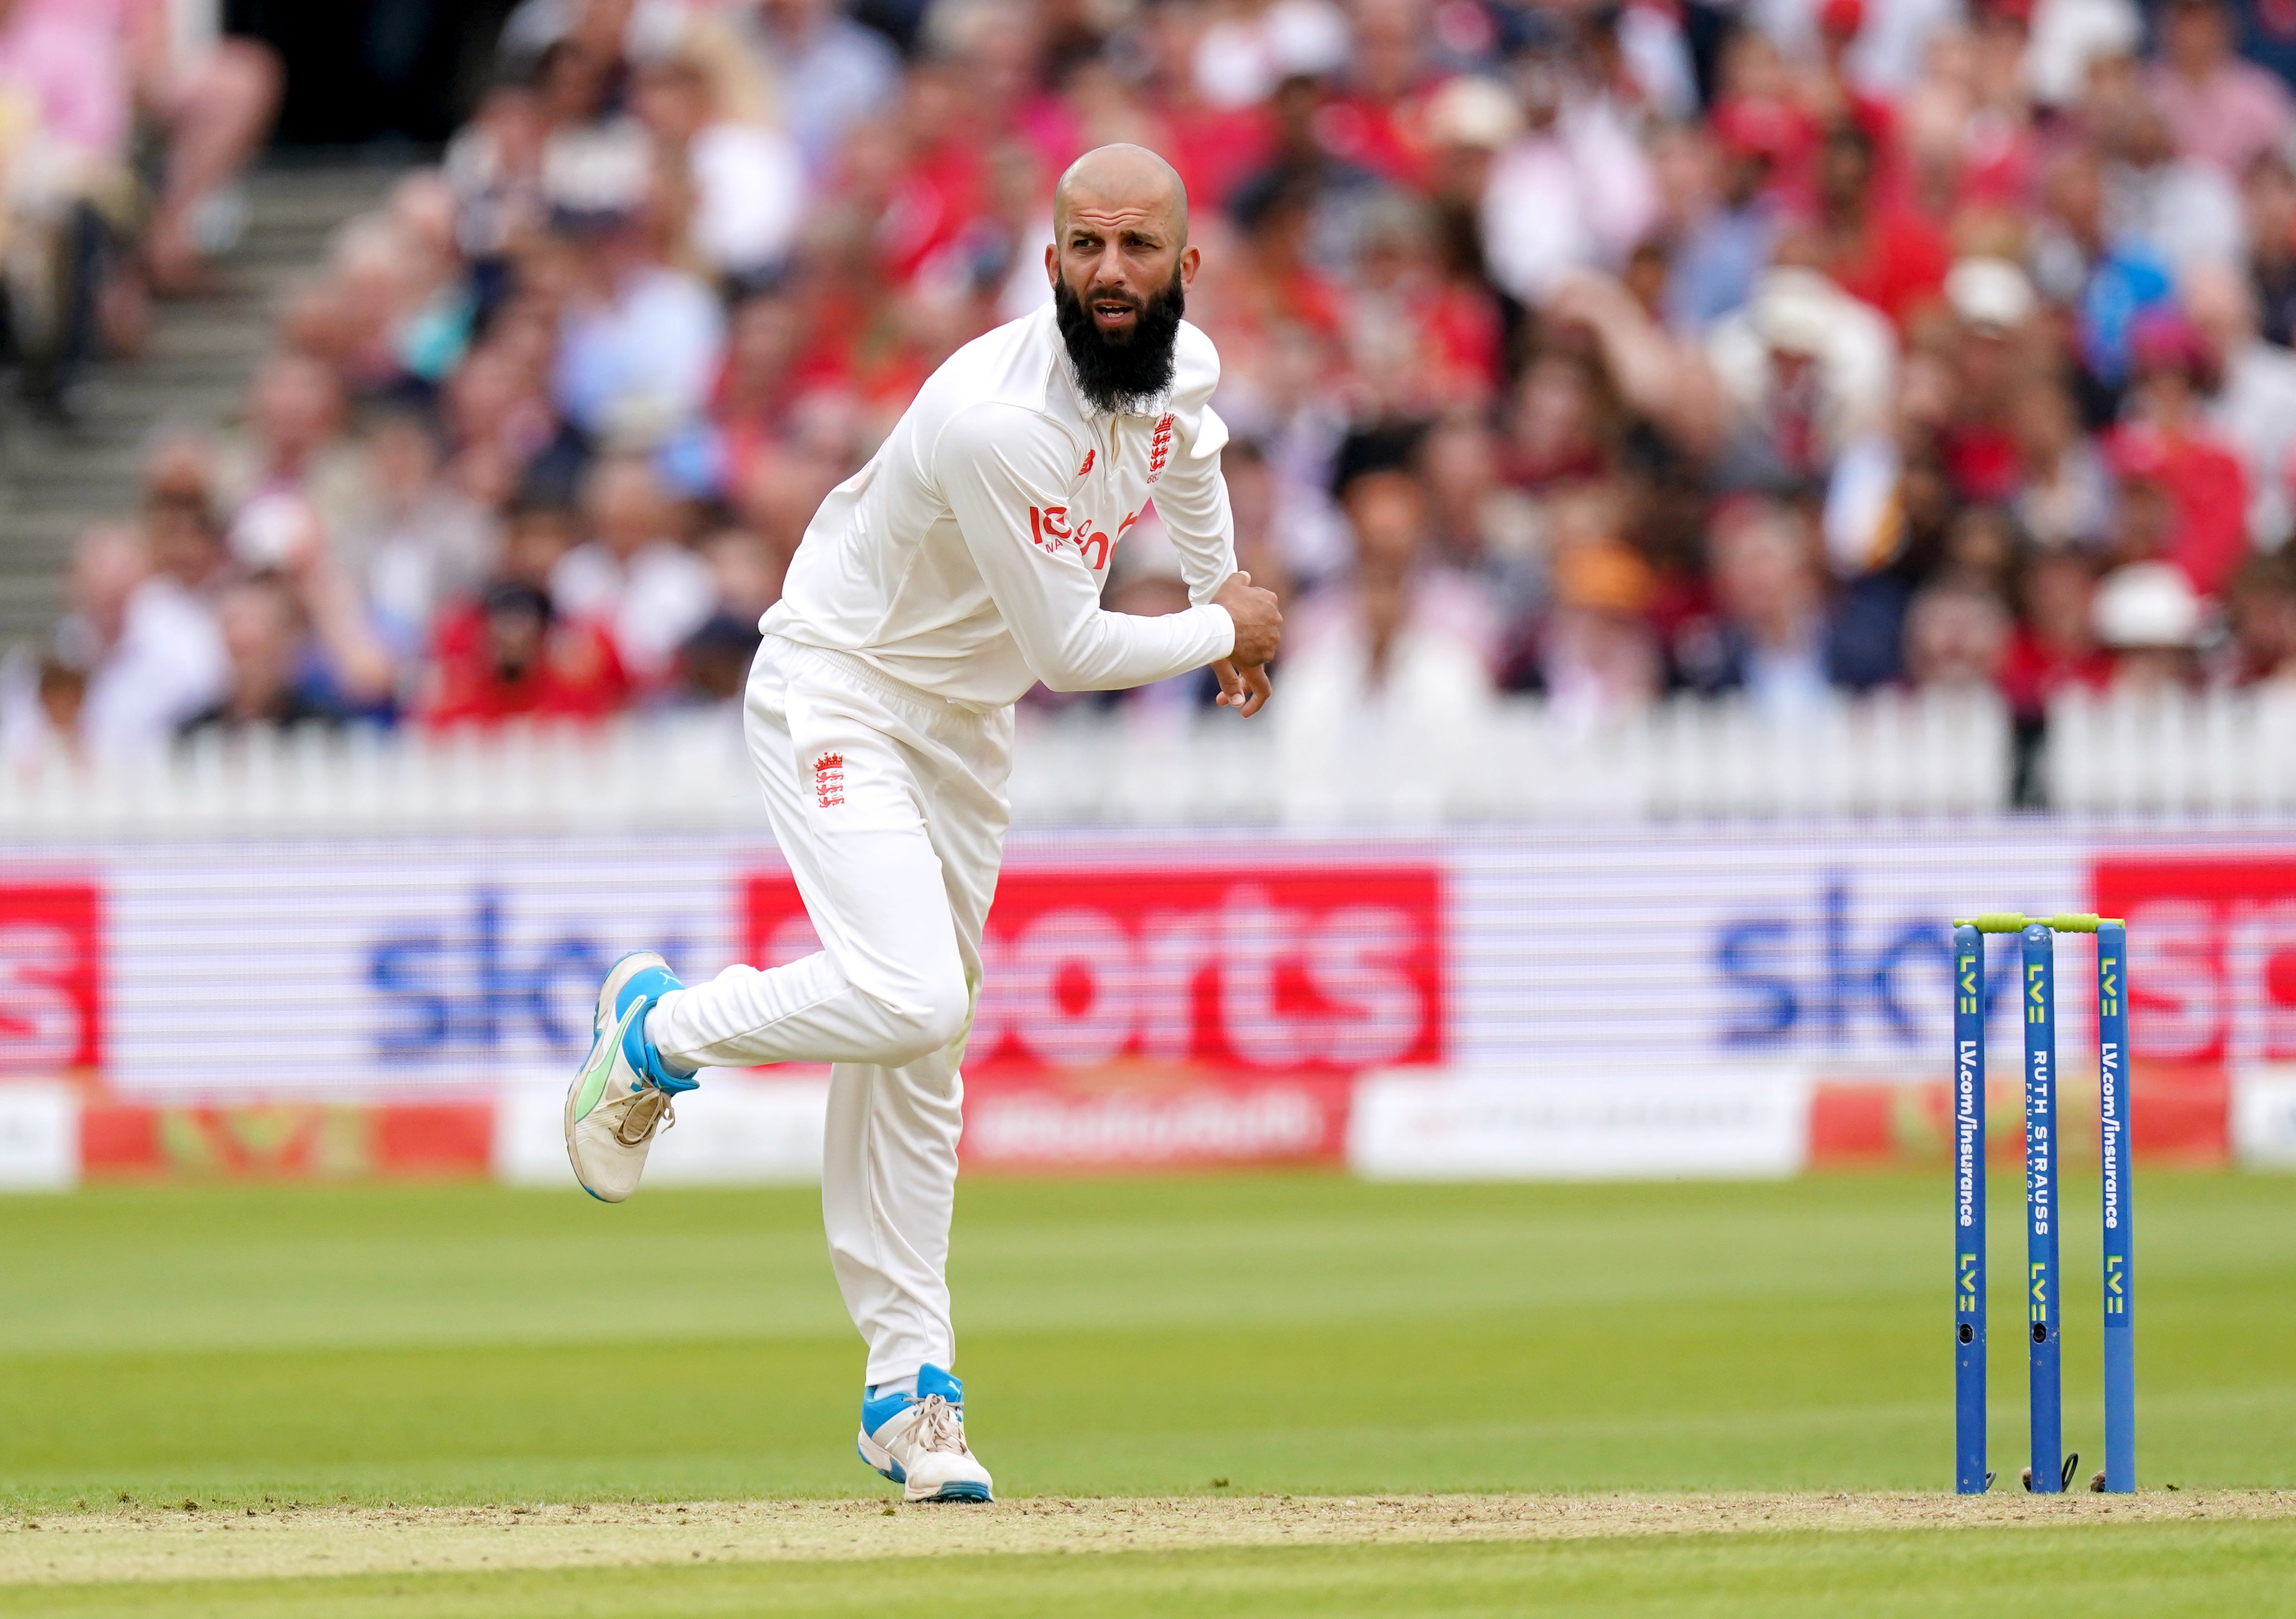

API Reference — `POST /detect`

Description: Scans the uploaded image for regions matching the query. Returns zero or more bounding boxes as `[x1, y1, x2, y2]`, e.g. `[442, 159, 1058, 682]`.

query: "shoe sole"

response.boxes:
[857, 1432, 994, 1503]
[920, 1481, 992, 1502]
[563, 951, 670, 1202]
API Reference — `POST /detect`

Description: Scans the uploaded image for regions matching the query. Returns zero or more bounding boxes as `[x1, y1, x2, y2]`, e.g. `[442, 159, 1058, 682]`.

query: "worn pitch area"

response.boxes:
[3, 1491, 2290, 1587]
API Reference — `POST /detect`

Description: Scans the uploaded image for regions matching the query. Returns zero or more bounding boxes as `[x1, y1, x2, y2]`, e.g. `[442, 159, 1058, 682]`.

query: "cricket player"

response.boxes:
[562, 145, 1282, 1502]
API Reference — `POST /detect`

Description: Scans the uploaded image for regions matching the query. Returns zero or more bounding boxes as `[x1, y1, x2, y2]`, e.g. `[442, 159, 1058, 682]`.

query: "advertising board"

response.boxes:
[3, 822, 2287, 1179]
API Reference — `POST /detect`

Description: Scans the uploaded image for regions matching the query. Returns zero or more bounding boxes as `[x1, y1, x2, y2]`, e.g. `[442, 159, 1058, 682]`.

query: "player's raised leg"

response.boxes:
[643, 642, 980, 1075]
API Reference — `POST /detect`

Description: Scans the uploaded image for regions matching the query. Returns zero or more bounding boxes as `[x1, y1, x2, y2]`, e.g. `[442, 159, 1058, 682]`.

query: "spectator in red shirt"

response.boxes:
[420, 580, 628, 726]
[1315, 0, 1445, 187]
[2000, 548, 2112, 719]
[2109, 311, 2252, 598]
[874, 61, 988, 287]
[1224, 171, 1353, 346]
[1936, 257, 2040, 503]
[1342, 193, 1503, 416]
[1813, 124, 1950, 328]
[420, 493, 627, 726]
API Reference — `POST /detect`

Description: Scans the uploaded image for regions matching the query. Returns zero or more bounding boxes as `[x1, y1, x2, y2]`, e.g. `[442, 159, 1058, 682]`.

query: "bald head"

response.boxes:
[1053, 143, 1188, 243]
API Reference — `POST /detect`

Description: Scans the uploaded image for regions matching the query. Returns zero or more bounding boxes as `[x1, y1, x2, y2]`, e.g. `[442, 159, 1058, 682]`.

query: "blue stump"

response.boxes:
[2023, 922, 2062, 1492]
[2098, 920, 2136, 1492]
[1953, 923, 1989, 1493]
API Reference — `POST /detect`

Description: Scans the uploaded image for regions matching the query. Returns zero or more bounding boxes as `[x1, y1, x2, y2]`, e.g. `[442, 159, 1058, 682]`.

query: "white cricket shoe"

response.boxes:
[564, 951, 696, 1203]
[857, 1364, 994, 1502]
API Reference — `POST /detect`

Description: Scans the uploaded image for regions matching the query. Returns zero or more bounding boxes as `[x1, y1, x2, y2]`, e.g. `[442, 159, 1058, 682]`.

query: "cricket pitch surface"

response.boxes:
[6, 1491, 2291, 1586]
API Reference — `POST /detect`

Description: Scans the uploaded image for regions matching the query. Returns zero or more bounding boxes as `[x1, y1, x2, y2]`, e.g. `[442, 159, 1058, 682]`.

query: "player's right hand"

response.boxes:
[1212, 570, 1282, 668]
[1212, 658, 1273, 716]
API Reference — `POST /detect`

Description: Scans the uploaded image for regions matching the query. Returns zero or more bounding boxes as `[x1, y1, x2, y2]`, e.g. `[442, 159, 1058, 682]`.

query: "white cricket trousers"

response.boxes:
[647, 634, 1012, 1385]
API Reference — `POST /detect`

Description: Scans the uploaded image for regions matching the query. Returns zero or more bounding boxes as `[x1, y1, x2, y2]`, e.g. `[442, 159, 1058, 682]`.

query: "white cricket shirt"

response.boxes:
[761, 303, 1239, 708]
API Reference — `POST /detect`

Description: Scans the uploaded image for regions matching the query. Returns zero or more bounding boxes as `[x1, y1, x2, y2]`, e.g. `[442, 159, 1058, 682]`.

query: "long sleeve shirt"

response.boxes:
[762, 303, 1238, 709]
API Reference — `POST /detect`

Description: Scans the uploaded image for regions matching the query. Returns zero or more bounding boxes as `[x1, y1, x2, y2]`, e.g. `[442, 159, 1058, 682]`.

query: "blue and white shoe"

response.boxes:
[564, 951, 699, 1203]
[857, 1365, 994, 1502]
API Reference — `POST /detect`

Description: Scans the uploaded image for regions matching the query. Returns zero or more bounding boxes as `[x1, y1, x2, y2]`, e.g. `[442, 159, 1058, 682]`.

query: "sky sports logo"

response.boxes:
[1713, 877, 1956, 1053]
[368, 890, 661, 1057]
[2094, 856, 2296, 1065]
[353, 868, 1440, 1070]
[746, 865, 1444, 1072]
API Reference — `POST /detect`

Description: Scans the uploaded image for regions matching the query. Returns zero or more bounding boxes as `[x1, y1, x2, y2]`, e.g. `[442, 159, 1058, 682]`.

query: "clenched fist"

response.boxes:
[1211, 570, 1282, 667]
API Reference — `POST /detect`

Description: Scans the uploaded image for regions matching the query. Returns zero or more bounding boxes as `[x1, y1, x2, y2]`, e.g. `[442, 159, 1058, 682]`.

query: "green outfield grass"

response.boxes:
[1, 1169, 2291, 1510]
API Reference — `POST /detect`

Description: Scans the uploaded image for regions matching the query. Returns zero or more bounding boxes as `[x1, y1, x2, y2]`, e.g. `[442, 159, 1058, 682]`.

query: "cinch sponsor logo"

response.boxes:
[745, 864, 1445, 1071]
[2092, 855, 2296, 1065]
[1028, 502, 1071, 556]
[368, 889, 683, 1057]
[0, 882, 101, 1072]
[1027, 505, 1133, 573]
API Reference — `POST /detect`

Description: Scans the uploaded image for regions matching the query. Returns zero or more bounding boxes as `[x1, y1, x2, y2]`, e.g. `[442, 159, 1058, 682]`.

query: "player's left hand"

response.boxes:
[1213, 660, 1272, 717]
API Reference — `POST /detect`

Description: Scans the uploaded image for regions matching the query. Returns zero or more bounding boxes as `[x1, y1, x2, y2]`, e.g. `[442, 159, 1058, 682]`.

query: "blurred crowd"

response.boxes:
[0, 0, 278, 410]
[16, 0, 2296, 773]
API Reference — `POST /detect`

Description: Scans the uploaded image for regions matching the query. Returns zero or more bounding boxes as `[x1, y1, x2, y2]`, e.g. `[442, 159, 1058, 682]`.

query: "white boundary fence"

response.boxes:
[2045, 686, 2296, 815]
[1, 686, 2291, 829]
[0, 690, 2014, 831]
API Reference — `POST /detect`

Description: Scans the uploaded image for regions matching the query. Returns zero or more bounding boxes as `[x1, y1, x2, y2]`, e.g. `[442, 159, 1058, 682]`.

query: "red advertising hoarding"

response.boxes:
[744, 863, 1446, 1074]
[0, 881, 102, 1074]
[2092, 855, 2296, 1067]
[742, 861, 1444, 1169]
[79, 1103, 493, 1179]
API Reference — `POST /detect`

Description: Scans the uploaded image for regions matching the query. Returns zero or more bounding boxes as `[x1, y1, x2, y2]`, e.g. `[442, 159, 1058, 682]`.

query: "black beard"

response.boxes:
[1054, 269, 1185, 415]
